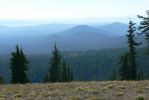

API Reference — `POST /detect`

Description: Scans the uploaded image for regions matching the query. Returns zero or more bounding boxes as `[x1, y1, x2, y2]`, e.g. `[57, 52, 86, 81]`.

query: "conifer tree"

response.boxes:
[67, 64, 73, 81]
[49, 44, 62, 82]
[119, 53, 130, 80]
[137, 68, 144, 80]
[126, 20, 139, 80]
[0, 76, 4, 84]
[67, 64, 70, 81]
[62, 61, 68, 82]
[44, 73, 50, 83]
[70, 69, 74, 81]
[45, 44, 74, 83]
[119, 21, 139, 80]
[62, 62, 73, 82]
[20, 48, 29, 83]
[10, 45, 29, 84]
[138, 10, 149, 53]
[111, 69, 117, 80]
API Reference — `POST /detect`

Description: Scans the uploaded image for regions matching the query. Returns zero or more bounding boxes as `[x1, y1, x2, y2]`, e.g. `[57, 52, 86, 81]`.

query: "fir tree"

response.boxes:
[111, 69, 117, 81]
[0, 76, 4, 84]
[70, 70, 73, 81]
[119, 53, 130, 80]
[62, 62, 73, 82]
[10, 45, 29, 84]
[45, 44, 74, 83]
[44, 73, 50, 83]
[62, 61, 68, 82]
[119, 21, 140, 81]
[49, 44, 62, 82]
[137, 68, 144, 80]
[138, 10, 149, 54]
[126, 20, 139, 80]
[19, 48, 29, 83]
[67, 64, 73, 81]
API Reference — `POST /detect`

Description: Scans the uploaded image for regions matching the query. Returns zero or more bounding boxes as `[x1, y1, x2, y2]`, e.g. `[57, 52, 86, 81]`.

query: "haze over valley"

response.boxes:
[0, 22, 130, 54]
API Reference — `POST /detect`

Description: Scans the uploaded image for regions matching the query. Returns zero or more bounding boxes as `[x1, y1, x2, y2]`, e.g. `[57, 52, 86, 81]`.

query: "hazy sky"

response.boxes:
[0, 0, 148, 25]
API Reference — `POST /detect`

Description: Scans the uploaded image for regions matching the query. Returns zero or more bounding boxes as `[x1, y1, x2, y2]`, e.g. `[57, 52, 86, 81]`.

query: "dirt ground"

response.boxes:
[0, 81, 148, 100]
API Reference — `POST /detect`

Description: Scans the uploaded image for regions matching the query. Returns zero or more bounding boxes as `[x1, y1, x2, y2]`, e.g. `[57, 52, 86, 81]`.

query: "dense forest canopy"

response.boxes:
[0, 47, 148, 83]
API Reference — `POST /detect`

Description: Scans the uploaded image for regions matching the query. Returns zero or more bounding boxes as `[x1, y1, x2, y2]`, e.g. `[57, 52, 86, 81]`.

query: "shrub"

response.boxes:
[136, 95, 145, 100]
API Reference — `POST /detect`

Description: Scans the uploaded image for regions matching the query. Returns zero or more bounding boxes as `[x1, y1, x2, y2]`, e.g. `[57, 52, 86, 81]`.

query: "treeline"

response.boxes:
[0, 44, 73, 84]
[0, 48, 149, 83]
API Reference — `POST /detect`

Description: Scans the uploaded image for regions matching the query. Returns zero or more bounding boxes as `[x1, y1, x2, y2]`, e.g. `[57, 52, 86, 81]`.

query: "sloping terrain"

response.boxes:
[0, 81, 148, 100]
[0, 22, 127, 53]
[49, 25, 126, 50]
[98, 22, 128, 36]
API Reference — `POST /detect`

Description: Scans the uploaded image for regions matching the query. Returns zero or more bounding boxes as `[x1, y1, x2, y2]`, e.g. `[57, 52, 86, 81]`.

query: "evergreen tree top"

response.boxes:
[10, 44, 29, 84]
[127, 20, 136, 33]
[138, 10, 149, 34]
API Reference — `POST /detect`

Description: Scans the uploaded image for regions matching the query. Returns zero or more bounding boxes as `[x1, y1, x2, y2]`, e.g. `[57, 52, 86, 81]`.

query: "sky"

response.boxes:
[0, 0, 148, 25]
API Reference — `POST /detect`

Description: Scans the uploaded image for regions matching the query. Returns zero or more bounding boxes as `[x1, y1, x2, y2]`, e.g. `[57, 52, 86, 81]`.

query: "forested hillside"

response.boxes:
[0, 47, 148, 83]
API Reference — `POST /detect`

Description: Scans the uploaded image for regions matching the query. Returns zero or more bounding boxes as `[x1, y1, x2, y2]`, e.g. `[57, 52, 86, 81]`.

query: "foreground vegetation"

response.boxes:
[0, 81, 148, 100]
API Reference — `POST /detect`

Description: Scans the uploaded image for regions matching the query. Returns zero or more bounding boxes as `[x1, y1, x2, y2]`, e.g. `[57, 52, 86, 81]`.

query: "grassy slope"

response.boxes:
[0, 81, 149, 100]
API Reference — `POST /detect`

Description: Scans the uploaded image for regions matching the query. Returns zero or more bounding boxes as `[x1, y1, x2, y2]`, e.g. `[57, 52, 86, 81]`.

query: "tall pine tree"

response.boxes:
[45, 44, 73, 83]
[10, 45, 29, 84]
[126, 20, 139, 80]
[49, 44, 62, 82]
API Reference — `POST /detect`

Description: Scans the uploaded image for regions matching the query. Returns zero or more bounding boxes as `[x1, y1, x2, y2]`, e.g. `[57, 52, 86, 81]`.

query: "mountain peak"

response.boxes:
[108, 22, 128, 26]
[64, 25, 99, 33]
[99, 22, 128, 36]
[74, 25, 93, 28]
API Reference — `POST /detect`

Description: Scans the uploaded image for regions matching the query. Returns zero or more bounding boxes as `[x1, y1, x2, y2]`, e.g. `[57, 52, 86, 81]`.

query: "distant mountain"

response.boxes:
[0, 24, 75, 35]
[0, 22, 128, 54]
[49, 25, 126, 50]
[0, 24, 75, 53]
[54, 25, 109, 36]
[97, 22, 128, 36]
